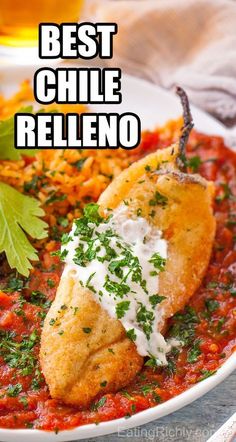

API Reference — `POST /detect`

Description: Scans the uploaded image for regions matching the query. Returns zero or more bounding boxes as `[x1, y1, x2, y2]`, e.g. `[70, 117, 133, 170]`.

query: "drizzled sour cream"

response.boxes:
[62, 204, 171, 365]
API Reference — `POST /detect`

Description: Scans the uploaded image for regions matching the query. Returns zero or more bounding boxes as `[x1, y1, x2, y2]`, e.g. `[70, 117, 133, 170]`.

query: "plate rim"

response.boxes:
[0, 354, 235, 442]
[0, 71, 235, 441]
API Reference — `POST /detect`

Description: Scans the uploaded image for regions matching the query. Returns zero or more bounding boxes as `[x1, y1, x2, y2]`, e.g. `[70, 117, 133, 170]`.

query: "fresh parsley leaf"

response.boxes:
[187, 339, 202, 363]
[187, 156, 202, 172]
[82, 327, 92, 334]
[0, 182, 48, 276]
[83, 203, 103, 224]
[0, 106, 58, 160]
[7, 276, 24, 292]
[169, 306, 199, 345]
[0, 107, 39, 160]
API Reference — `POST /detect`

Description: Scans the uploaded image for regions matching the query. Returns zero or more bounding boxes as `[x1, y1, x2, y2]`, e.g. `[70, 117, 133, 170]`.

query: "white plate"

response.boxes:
[0, 65, 235, 442]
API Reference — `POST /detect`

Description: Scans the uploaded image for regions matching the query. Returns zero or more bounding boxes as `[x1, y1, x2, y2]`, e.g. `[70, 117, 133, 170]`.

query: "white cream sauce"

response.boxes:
[63, 205, 173, 365]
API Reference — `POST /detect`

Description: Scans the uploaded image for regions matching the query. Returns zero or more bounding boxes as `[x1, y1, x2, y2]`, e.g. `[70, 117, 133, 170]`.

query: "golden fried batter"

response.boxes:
[40, 143, 216, 407]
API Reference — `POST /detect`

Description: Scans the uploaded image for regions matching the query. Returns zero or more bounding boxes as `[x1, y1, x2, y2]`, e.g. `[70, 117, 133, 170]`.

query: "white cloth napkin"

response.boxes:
[84, 0, 236, 123]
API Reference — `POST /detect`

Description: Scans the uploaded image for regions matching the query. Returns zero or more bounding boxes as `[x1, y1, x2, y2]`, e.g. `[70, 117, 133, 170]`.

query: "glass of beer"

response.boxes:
[0, 0, 84, 61]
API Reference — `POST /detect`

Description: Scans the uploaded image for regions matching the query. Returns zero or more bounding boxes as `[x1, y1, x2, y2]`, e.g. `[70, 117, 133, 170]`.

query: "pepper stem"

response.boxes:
[176, 86, 194, 172]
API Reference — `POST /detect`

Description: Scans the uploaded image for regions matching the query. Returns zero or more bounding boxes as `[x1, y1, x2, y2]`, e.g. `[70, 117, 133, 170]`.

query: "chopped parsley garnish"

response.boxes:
[216, 317, 226, 332]
[19, 396, 28, 407]
[149, 191, 168, 207]
[72, 158, 87, 170]
[121, 391, 133, 399]
[86, 272, 96, 292]
[206, 281, 219, 289]
[63, 202, 169, 360]
[140, 385, 152, 396]
[61, 233, 71, 245]
[108, 348, 115, 354]
[136, 305, 154, 339]
[73, 307, 79, 315]
[58, 216, 69, 228]
[166, 351, 178, 374]
[116, 301, 130, 319]
[45, 192, 66, 205]
[198, 369, 217, 382]
[91, 396, 107, 411]
[0, 330, 41, 380]
[30, 290, 49, 307]
[7, 383, 23, 397]
[137, 208, 142, 216]
[52, 248, 68, 261]
[47, 278, 55, 288]
[169, 306, 199, 345]
[82, 327, 92, 334]
[149, 294, 166, 307]
[104, 277, 130, 298]
[215, 183, 233, 203]
[152, 392, 161, 403]
[23, 175, 43, 193]
[126, 329, 137, 341]
[149, 253, 166, 272]
[187, 156, 202, 172]
[205, 298, 219, 313]
[145, 355, 159, 368]
[83, 203, 103, 224]
[0, 106, 40, 160]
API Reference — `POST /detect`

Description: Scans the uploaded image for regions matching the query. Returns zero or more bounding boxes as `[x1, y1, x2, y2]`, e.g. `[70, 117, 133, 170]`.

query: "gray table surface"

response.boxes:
[78, 371, 236, 442]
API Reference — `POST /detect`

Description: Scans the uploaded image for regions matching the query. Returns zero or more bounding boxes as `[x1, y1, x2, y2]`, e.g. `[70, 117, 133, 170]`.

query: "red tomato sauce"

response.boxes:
[0, 129, 235, 432]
